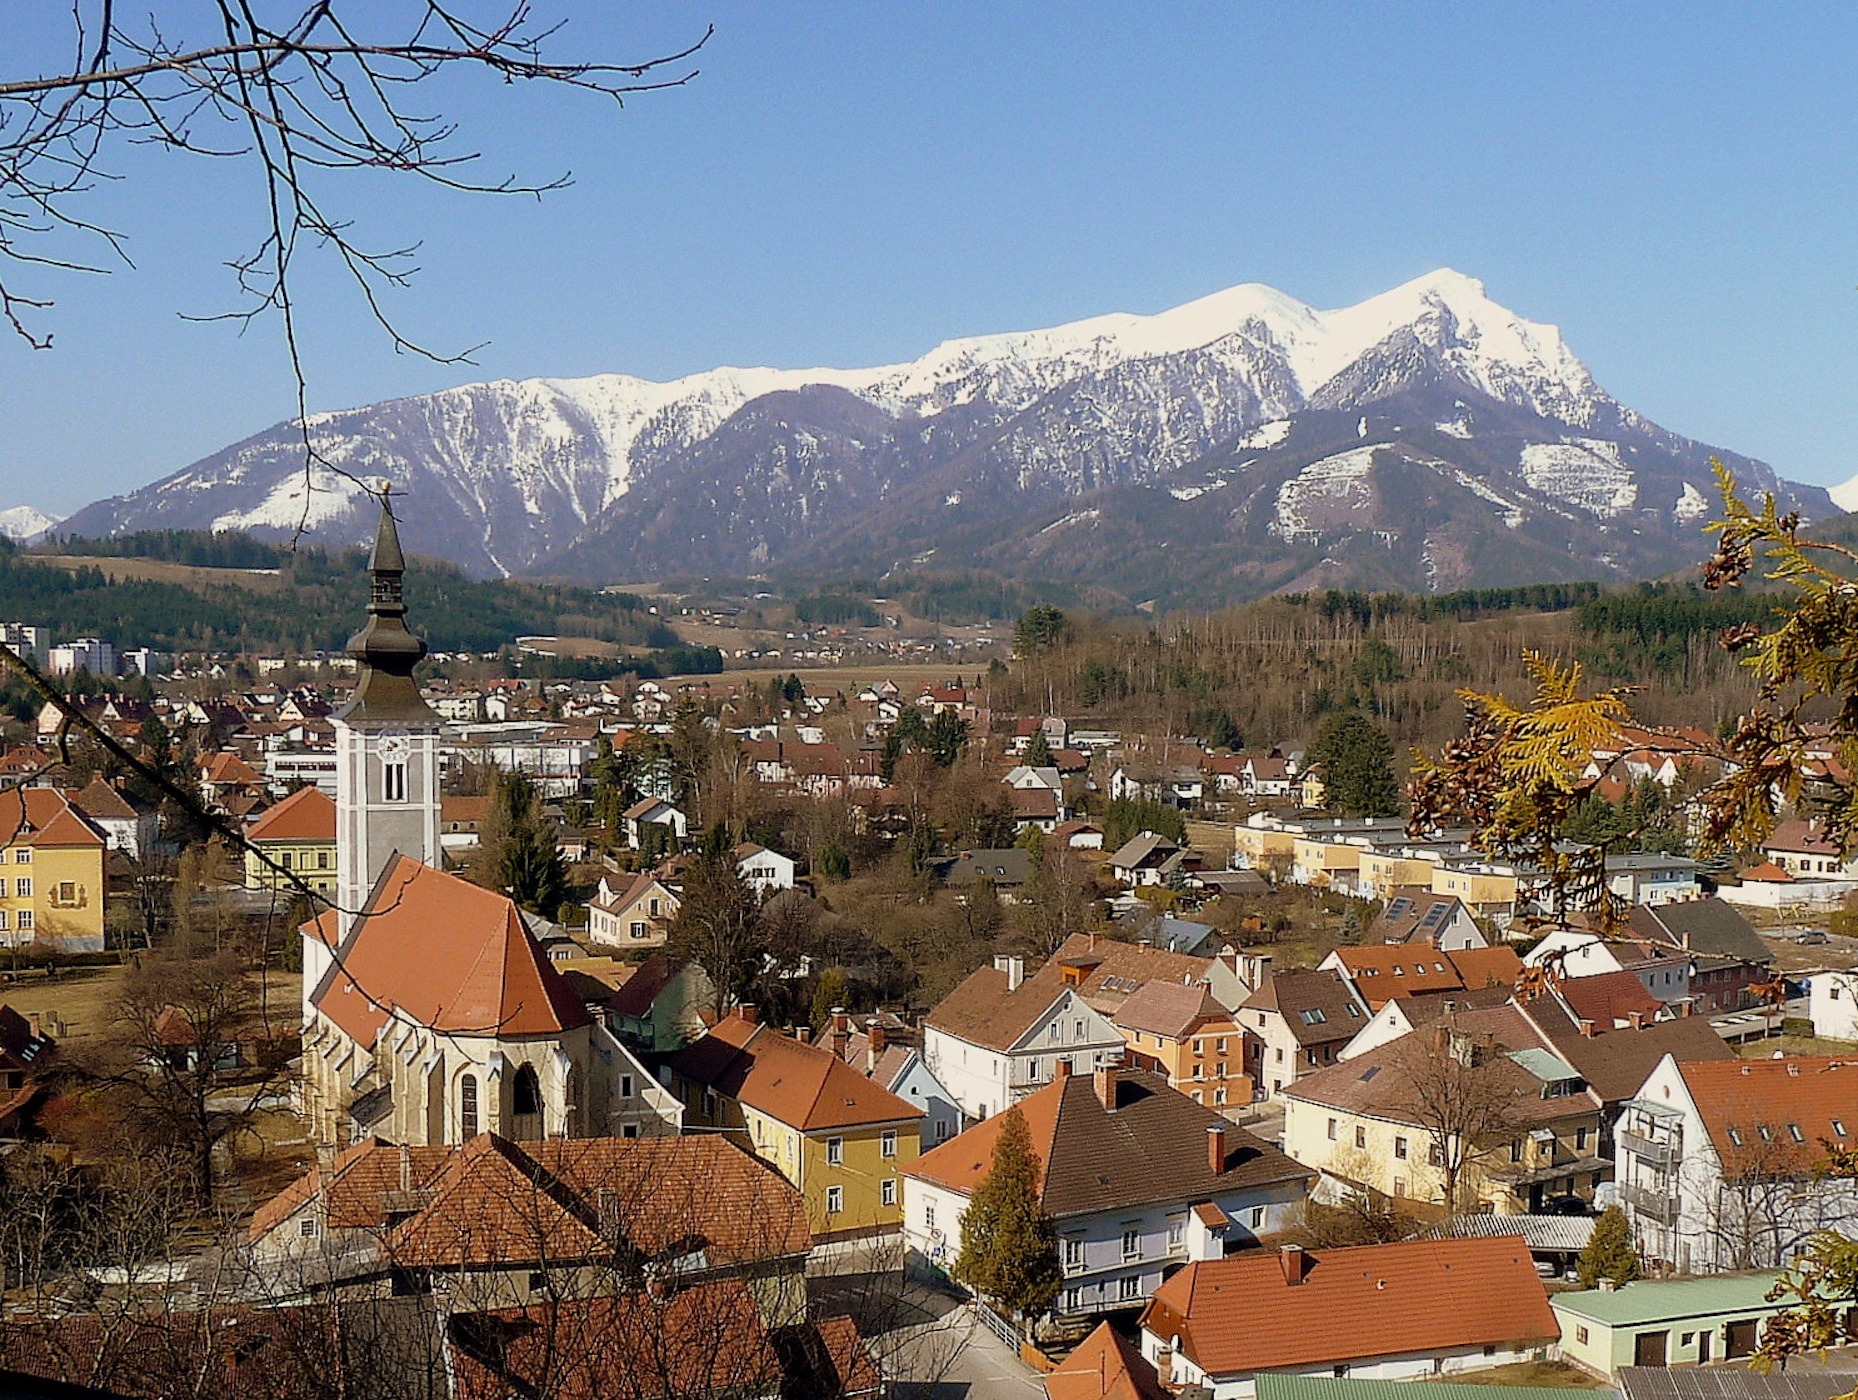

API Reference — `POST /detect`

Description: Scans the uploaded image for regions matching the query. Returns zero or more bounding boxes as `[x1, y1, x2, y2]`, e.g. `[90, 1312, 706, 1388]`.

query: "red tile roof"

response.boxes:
[1677, 1057, 1858, 1174]
[1046, 1322, 1170, 1400]
[670, 1022, 923, 1132]
[246, 784, 336, 843]
[0, 788, 105, 849]
[1141, 1236, 1557, 1377]
[311, 856, 589, 1042]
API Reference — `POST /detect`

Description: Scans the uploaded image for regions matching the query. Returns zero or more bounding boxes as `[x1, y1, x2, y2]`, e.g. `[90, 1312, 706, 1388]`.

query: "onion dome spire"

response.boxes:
[340, 484, 440, 724]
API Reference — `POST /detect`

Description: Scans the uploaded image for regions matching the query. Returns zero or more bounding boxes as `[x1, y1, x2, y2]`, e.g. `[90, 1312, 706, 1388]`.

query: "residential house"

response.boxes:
[1242, 756, 1293, 799]
[588, 871, 680, 950]
[1337, 984, 1518, 1062]
[439, 795, 490, 857]
[1204, 949, 1274, 1013]
[1317, 944, 1522, 1013]
[1240, 970, 1366, 1099]
[1138, 1237, 1558, 1398]
[1602, 853, 1703, 907]
[1109, 831, 1188, 886]
[623, 796, 687, 850]
[1009, 783, 1063, 833]
[65, 777, 156, 860]
[1009, 716, 1070, 756]
[1524, 928, 1695, 1007]
[0, 1004, 54, 1140]
[817, 1009, 963, 1149]
[1283, 1009, 1607, 1214]
[1045, 1323, 1170, 1400]
[667, 1008, 923, 1240]
[1808, 967, 1858, 1041]
[1614, 1056, 1858, 1273]
[1763, 820, 1853, 878]
[1627, 898, 1776, 1012]
[1430, 862, 1522, 917]
[940, 848, 1034, 900]
[244, 785, 338, 896]
[247, 1132, 808, 1322]
[923, 952, 1127, 1122]
[604, 954, 714, 1054]
[1054, 819, 1104, 850]
[734, 843, 797, 896]
[1554, 1272, 1791, 1376]
[903, 1067, 1310, 1318]
[1113, 980, 1251, 1108]
[0, 787, 108, 952]
[1367, 890, 1487, 951]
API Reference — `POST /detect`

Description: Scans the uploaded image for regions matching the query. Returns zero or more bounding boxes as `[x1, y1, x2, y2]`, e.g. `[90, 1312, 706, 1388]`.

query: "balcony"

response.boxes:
[1617, 1129, 1678, 1166]
[1619, 1180, 1683, 1225]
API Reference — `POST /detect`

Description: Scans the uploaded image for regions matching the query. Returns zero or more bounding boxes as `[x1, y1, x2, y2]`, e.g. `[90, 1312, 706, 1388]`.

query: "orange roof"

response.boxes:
[1739, 861, 1795, 883]
[1327, 945, 1467, 1005]
[1449, 944, 1523, 989]
[1678, 1058, 1858, 1173]
[199, 751, 261, 786]
[68, 777, 137, 822]
[1045, 1322, 1170, 1400]
[311, 855, 589, 1042]
[1141, 1237, 1557, 1377]
[671, 1023, 923, 1131]
[246, 785, 336, 843]
[301, 907, 341, 951]
[0, 788, 105, 850]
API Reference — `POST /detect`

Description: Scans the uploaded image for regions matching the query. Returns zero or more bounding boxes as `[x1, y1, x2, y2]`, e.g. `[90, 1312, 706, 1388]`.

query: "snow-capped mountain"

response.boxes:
[57, 270, 1834, 601]
[0, 506, 62, 544]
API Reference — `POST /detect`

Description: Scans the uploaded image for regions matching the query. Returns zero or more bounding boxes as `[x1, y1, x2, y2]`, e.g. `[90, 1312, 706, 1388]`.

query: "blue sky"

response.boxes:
[2, 2, 1856, 515]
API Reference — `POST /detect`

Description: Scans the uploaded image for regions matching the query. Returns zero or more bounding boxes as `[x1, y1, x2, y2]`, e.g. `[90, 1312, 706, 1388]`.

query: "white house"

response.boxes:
[1614, 1055, 1858, 1274]
[734, 842, 797, 896]
[903, 1068, 1309, 1318]
[1809, 969, 1858, 1042]
[622, 796, 687, 849]
[1523, 928, 1693, 1006]
[922, 954, 1126, 1123]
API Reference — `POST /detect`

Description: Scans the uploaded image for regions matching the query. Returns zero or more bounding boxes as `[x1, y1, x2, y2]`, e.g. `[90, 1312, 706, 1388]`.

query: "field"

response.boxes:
[1443, 1361, 1609, 1389]
[2, 963, 301, 1043]
[37, 554, 290, 593]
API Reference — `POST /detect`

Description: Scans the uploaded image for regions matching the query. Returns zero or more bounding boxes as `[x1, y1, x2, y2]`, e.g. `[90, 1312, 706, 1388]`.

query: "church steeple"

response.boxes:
[340, 485, 439, 726]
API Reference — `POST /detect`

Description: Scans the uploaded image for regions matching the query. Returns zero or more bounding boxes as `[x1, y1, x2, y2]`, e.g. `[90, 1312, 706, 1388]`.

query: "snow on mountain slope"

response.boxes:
[0, 506, 61, 543]
[1832, 472, 1858, 513]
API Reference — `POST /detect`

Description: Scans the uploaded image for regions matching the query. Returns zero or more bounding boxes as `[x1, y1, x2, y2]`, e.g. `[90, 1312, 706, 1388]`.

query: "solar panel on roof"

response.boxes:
[1386, 898, 1412, 919]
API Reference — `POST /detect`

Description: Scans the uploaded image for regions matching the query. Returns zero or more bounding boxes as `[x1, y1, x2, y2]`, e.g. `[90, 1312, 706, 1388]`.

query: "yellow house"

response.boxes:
[244, 786, 337, 896]
[1292, 836, 1364, 889]
[0, 789, 108, 953]
[1432, 864, 1519, 914]
[668, 1009, 923, 1240]
[1357, 851, 1441, 901]
[1233, 821, 1297, 872]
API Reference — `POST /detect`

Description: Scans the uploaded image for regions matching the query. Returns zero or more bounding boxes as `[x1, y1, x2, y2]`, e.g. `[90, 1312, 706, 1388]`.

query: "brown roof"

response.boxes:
[1141, 1236, 1558, 1376]
[1326, 944, 1522, 1009]
[0, 1004, 51, 1070]
[669, 1022, 922, 1131]
[1766, 819, 1841, 856]
[1369, 889, 1474, 945]
[311, 856, 590, 1042]
[1553, 969, 1666, 1029]
[449, 1283, 781, 1400]
[605, 953, 686, 1019]
[904, 1070, 1308, 1218]
[68, 776, 138, 821]
[1525, 1000, 1734, 1104]
[1112, 981, 1234, 1041]
[442, 795, 491, 824]
[1241, 969, 1366, 1047]
[1045, 1322, 1170, 1400]
[251, 1131, 812, 1266]
[1677, 1057, 1858, 1174]
[247, 784, 336, 843]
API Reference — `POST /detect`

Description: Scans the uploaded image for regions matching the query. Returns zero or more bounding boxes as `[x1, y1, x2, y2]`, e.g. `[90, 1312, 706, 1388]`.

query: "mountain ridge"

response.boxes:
[56, 270, 1833, 603]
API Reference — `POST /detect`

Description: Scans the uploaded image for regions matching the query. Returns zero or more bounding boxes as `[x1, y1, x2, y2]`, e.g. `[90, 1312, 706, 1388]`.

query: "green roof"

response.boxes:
[1255, 1379, 1610, 1400]
[1549, 1272, 1785, 1327]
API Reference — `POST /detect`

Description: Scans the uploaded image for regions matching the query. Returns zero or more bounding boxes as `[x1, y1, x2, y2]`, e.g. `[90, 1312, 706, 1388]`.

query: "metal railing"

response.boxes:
[1618, 1129, 1678, 1166]
[1619, 1179, 1682, 1225]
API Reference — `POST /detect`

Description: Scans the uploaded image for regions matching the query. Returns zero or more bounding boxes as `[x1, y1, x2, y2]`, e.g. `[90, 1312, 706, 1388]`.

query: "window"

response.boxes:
[1577, 1127, 1590, 1152]
[826, 1186, 843, 1215]
[299, 1216, 318, 1238]
[460, 1074, 479, 1139]
[1576, 1326, 1590, 1346]
[1214, 1088, 1226, 1106]
[1217, 1037, 1229, 1055]
[1274, 1047, 1284, 1063]
[1064, 1237, 1084, 1270]
[882, 1178, 897, 1207]
[629, 921, 647, 939]
[1394, 1135, 1409, 1160]
[1327, 1118, 1338, 1140]
[1510, 1139, 1524, 1164]
[1249, 1206, 1265, 1229]
[1075, 1019, 1086, 1039]
[1121, 1228, 1141, 1261]
[827, 1137, 844, 1165]
[1192, 1062, 1204, 1079]
[925, 1202, 936, 1229]
[318, 850, 331, 869]
[279, 851, 293, 870]
[54, 881, 75, 905]
[1789, 1124, 1806, 1143]
[936, 1118, 953, 1142]
[881, 1129, 898, 1158]
[1119, 1275, 1142, 1301]
[1393, 1177, 1406, 1198]
[0, 912, 9, 931]
[1065, 1288, 1082, 1312]
[13, 849, 27, 864]
[14, 878, 28, 898]
[1428, 1141, 1444, 1167]
[16, 910, 30, 930]
[1190, 1090, 1202, 1104]
[1354, 1125, 1367, 1150]
[528, 1271, 548, 1295]
[620, 1074, 634, 1099]
[1167, 1216, 1185, 1250]
[383, 760, 407, 802]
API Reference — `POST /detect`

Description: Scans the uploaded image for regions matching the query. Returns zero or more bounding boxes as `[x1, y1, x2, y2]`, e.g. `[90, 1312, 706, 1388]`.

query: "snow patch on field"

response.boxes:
[1236, 419, 1292, 450]
[1271, 446, 1378, 542]
[1519, 440, 1638, 517]
[1169, 478, 1229, 501]
[1039, 508, 1101, 535]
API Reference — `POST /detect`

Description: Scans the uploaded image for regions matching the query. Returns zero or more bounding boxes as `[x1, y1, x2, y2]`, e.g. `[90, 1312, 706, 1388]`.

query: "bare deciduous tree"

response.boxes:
[1392, 1026, 1517, 1215]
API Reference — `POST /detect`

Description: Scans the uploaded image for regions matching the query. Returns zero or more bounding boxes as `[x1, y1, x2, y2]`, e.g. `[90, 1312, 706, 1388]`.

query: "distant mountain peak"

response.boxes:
[0, 506, 62, 544]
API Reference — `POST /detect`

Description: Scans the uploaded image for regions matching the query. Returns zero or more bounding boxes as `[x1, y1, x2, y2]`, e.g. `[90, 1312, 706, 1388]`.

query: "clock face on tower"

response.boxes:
[378, 730, 411, 762]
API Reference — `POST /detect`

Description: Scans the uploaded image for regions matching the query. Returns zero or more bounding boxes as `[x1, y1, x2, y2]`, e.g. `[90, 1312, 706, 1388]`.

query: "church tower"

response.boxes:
[332, 486, 442, 932]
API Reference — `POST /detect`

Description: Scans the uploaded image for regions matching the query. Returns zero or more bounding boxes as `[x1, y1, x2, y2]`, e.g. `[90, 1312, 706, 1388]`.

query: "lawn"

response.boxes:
[1442, 1360, 1610, 1389]
[2, 964, 301, 1044]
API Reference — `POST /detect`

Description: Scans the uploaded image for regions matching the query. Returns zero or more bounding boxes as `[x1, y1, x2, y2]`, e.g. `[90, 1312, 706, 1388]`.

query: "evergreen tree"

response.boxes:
[1023, 728, 1054, 768]
[667, 827, 767, 1014]
[810, 967, 850, 1035]
[1013, 605, 1068, 657]
[1577, 1205, 1641, 1288]
[818, 843, 852, 883]
[927, 710, 969, 767]
[954, 1107, 1063, 1322]
[478, 769, 569, 919]
[1312, 710, 1402, 817]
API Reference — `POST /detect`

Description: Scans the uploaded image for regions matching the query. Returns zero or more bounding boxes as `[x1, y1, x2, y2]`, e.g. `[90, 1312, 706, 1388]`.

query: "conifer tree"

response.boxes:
[1312, 710, 1402, 817]
[954, 1107, 1063, 1323]
[1023, 728, 1054, 768]
[1577, 1204, 1641, 1288]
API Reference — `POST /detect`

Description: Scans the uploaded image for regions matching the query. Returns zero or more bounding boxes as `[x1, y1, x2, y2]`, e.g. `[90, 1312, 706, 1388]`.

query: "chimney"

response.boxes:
[399, 1143, 412, 1191]
[1429, 1025, 1450, 1054]
[1207, 1123, 1226, 1175]
[26, 1012, 40, 1039]
[866, 1022, 887, 1073]
[1578, 1017, 1597, 1038]
[1054, 1058, 1073, 1080]
[1598, 1277, 1619, 1293]
[1627, 1010, 1644, 1030]
[735, 1003, 759, 1026]
[1094, 1064, 1118, 1111]
[829, 1007, 851, 1058]
[994, 955, 1025, 992]
[1279, 1243, 1309, 1286]
[793, 1025, 810, 1044]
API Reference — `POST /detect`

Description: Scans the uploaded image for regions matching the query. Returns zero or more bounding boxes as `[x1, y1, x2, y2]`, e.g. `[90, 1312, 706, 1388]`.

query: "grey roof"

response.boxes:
[1628, 898, 1772, 966]
[943, 848, 1032, 887]
[1618, 1370, 1858, 1400]
[1108, 830, 1182, 869]
[1425, 1211, 1596, 1254]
